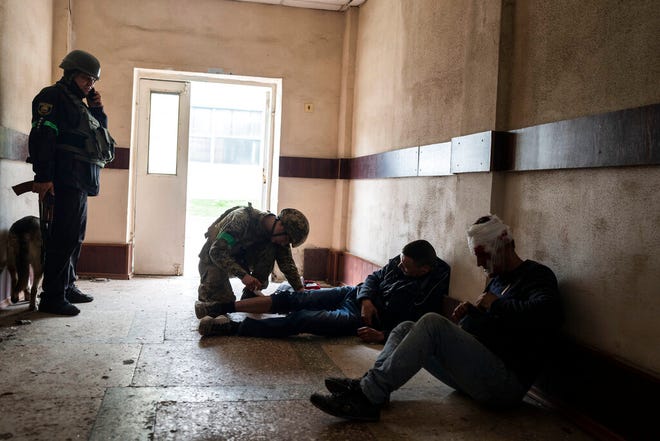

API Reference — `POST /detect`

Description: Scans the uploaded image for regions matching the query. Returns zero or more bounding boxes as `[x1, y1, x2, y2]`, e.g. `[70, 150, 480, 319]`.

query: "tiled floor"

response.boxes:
[0, 276, 595, 441]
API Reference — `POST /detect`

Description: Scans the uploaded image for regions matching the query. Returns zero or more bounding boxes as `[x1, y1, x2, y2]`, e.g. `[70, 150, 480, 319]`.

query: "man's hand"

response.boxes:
[475, 291, 498, 311]
[32, 181, 54, 201]
[241, 274, 261, 291]
[451, 301, 470, 321]
[88, 89, 103, 107]
[360, 298, 379, 327]
[357, 327, 385, 344]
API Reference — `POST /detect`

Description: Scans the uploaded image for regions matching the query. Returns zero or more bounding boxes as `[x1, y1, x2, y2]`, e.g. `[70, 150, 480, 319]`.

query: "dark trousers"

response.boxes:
[237, 286, 362, 338]
[42, 187, 87, 303]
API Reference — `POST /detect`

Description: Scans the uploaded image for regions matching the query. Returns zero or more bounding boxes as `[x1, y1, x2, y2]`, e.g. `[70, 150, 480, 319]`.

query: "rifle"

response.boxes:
[39, 193, 54, 263]
[12, 180, 34, 196]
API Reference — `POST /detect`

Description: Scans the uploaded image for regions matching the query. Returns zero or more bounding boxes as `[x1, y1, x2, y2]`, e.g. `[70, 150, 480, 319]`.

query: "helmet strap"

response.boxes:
[270, 216, 280, 237]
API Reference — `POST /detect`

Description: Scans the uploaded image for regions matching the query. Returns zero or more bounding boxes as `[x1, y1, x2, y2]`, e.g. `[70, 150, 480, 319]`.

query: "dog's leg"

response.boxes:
[30, 263, 43, 311]
[28, 233, 43, 311]
[7, 233, 20, 303]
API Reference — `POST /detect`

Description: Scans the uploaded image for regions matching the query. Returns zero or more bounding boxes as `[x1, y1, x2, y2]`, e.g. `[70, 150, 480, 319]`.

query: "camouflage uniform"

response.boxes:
[198, 205, 304, 303]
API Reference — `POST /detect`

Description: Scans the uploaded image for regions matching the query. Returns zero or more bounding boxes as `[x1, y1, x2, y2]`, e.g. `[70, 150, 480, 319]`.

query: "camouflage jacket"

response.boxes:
[202, 205, 303, 290]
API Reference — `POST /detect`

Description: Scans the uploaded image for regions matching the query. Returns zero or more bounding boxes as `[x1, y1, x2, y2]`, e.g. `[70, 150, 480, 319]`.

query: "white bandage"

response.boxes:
[467, 215, 512, 255]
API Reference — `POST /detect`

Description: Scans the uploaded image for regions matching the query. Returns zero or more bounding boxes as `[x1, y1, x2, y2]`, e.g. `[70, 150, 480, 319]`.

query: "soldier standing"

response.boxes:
[28, 50, 115, 316]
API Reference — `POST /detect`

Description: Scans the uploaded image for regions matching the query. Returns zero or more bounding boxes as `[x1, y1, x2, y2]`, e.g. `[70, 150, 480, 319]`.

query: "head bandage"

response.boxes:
[467, 215, 513, 255]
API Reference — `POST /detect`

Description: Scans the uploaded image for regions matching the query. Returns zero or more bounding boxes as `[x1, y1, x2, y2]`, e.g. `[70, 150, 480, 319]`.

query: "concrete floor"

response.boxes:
[0, 276, 595, 441]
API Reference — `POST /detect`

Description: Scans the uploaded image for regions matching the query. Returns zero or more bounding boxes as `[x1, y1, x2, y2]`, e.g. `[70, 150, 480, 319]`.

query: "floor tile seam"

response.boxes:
[100, 385, 322, 405]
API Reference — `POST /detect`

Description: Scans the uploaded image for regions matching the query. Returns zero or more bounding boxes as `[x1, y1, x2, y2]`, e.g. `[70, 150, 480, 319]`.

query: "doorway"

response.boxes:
[131, 69, 281, 276]
[183, 81, 272, 273]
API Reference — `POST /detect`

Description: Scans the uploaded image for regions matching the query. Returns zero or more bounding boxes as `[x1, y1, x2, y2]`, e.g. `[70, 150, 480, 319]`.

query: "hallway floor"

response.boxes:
[0, 276, 595, 441]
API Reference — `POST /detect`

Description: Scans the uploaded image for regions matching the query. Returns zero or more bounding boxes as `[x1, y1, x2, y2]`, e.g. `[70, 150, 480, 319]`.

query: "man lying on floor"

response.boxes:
[195, 239, 450, 342]
[309, 215, 563, 421]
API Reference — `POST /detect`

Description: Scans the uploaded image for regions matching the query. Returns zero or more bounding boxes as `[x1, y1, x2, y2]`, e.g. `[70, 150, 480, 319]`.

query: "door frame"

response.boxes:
[129, 68, 282, 274]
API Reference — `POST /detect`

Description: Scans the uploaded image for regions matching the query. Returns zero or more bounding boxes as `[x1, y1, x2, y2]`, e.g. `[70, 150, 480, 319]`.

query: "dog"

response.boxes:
[6, 216, 43, 310]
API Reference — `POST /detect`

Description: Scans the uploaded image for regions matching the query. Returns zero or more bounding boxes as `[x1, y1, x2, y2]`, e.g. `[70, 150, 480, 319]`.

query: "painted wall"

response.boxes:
[500, 0, 660, 375]
[349, 0, 504, 300]
[53, 0, 344, 249]
[0, 0, 53, 277]
[349, 0, 660, 376]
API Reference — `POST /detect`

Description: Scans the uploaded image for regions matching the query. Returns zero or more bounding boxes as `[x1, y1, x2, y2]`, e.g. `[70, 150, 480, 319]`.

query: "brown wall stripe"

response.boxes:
[278, 156, 339, 179]
[105, 147, 130, 169]
[279, 102, 660, 179]
[509, 102, 659, 171]
[5, 103, 658, 176]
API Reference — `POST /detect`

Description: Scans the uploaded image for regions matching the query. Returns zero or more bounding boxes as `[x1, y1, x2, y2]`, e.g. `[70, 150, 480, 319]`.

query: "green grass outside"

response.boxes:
[187, 199, 251, 218]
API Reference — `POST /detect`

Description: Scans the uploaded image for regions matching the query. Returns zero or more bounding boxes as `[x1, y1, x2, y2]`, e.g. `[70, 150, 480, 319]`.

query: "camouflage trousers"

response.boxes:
[197, 244, 276, 303]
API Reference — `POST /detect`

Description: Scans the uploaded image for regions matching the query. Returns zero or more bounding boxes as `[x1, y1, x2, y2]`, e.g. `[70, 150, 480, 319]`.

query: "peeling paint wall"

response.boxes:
[0, 0, 53, 254]
[350, 0, 660, 376]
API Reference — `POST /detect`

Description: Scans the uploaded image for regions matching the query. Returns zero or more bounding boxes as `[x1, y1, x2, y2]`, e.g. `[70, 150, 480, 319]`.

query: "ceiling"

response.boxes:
[233, 0, 367, 12]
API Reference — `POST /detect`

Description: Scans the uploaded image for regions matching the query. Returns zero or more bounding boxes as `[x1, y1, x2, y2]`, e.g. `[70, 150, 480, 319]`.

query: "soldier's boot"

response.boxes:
[195, 301, 223, 319]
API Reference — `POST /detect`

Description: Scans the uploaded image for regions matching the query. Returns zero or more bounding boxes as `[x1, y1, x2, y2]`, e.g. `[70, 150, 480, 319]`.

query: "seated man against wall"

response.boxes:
[196, 204, 310, 333]
[309, 215, 563, 421]
[195, 239, 451, 341]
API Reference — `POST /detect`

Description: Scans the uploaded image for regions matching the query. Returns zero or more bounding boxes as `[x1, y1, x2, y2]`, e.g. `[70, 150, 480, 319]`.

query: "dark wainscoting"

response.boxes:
[105, 147, 130, 170]
[279, 157, 339, 179]
[303, 248, 330, 280]
[326, 250, 381, 287]
[279, 103, 659, 180]
[323, 249, 658, 441]
[77, 242, 132, 279]
[340, 147, 420, 179]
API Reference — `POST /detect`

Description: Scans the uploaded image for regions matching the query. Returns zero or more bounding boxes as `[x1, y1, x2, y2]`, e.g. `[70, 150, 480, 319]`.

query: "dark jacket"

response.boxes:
[356, 255, 451, 335]
[460, 259, 563, 387]
[28, 78, 108, 196]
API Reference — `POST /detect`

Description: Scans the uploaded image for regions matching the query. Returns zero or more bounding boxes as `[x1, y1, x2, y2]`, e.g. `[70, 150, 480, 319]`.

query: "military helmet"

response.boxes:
[59, 50, 101, 80]
[278, 208, 309, 247]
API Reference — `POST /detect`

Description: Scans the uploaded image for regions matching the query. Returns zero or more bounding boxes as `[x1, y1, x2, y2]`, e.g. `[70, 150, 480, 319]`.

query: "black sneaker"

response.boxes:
[310, 390, 380, 422]
[325, 377, 391, 406]
[39, 299, 80, 316]
[325, 377, 362, 395]
[66, 286, 93, 303]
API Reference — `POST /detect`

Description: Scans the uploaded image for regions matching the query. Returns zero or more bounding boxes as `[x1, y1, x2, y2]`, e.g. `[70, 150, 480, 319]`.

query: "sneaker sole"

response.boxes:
[309, 395, 379, 422]
[198, 316, 232, 336]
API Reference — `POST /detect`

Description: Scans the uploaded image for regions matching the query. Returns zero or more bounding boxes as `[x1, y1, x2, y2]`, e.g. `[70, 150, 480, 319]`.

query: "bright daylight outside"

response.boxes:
[184, 81, 269, 271]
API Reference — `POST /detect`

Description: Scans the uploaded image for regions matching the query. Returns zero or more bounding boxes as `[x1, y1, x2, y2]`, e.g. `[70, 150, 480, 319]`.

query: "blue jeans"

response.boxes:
[360, 313, 527, 408]
[237, 286, 362, 338]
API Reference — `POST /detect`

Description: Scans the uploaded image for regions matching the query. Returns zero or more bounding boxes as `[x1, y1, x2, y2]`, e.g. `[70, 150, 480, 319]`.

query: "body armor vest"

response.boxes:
[55, 83, 115, 167]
